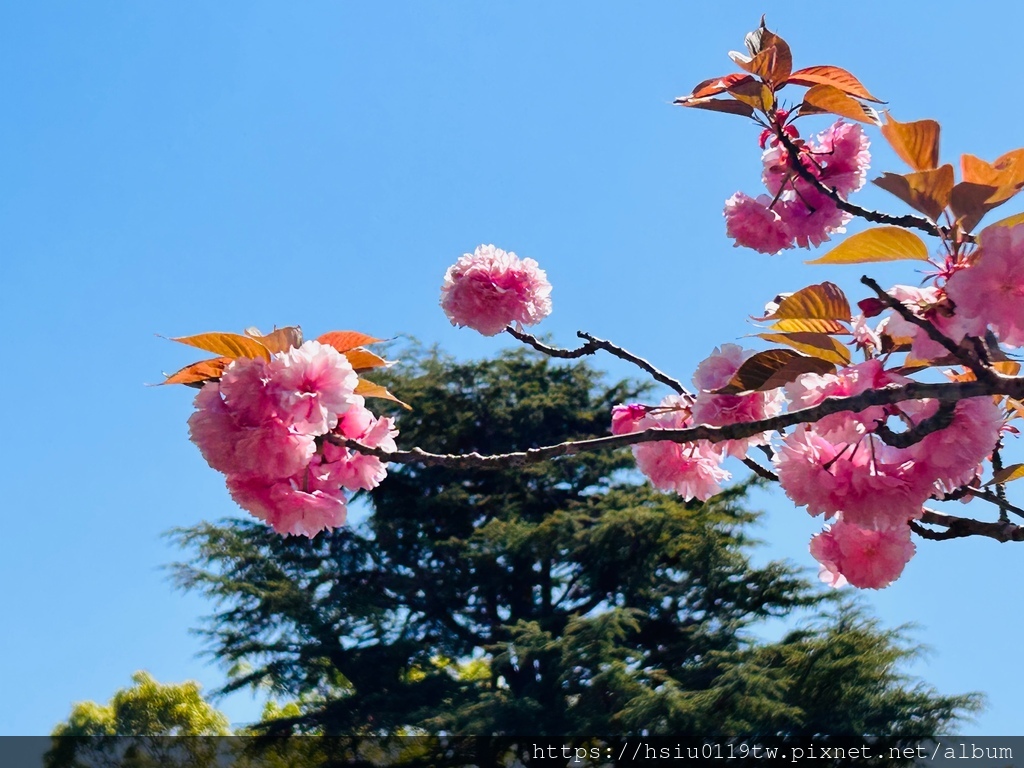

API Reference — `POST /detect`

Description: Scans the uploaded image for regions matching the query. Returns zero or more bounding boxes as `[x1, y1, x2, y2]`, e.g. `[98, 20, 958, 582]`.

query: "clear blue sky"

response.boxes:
[2, 1, 1023, 735]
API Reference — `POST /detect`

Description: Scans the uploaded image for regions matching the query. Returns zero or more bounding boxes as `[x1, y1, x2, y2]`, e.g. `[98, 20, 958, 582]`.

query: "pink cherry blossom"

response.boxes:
[266, 341, 359, 435]
[690, 344, 784, 458]
[321, 400, 399, 491]
[723, 192, 792, 255]
[611, 403, 648, 436]
[945, 223, 1024, 347]
[440, 244, 553, 336]
[627, 396, 730, 501]
[730, 120, 869, 253]
[227, 474, 347, 538]
[903, 397, 1003, 491]
[880, 284, 986, 362]
[810, 519, 915, 590]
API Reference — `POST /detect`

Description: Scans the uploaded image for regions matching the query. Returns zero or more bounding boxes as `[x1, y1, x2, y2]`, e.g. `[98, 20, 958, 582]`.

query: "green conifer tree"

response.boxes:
[170, 347, 979, 764]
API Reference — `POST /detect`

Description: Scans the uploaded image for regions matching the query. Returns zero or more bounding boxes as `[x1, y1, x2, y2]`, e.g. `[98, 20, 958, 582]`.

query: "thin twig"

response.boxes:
[874, 401, 956, 449]
[860, 276, 993, 382]
[333, 375, 1024, 468]
[913, 509, 1024, 542]
[773, 127, 946, 239]
[742, 457, 778, 482]
[937, 486, 1024, 521]
[991, 439, 1010, 523]
[505, 326, 688, 395]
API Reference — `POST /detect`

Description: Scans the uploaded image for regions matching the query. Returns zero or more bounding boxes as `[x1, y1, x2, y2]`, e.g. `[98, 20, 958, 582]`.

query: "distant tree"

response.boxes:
[46, 671, 229, 768]
[170, 347, 980, 764]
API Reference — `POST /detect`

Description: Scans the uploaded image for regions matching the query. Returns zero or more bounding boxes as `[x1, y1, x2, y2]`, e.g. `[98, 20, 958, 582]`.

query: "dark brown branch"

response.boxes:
[773, 126, 946, 238]
[937, 486, 1024, 521]
[861, 276, 992, 382]
[742, 456, 778, 482]
[874, 401, 956, 449]
[991, 439, 1010, 523]
[333, 375, 1024, 468]
[505, 326, 688, 395]
[913, 509, 1024, 542]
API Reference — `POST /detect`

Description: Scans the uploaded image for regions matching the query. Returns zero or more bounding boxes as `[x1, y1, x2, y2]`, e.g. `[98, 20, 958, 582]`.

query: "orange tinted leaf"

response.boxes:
[871, 165, 954, 221]
[344, 348, 392, 372]
[756, 332, 852, 365]
[806, 227, 929, 265]
[719, 349, 835, 394]
[170, 332, 272, 361]
[162, 357, 231, 386]
[786, 65, 882, 102]
[673, 97, 756, 118]
[757, 29, 792, 83]
[244, 325, 303, 353]
[800, 84, 880, 125]
[317, 330, 385, 354]
[728, 79, 773, 111]
[879, 114, 940, 171]
[682, 73, 754, 100]
[759, 282, 850, 334]
[985, 463, 1024, 486]
[995, 361, 1022, 376]
[959, 149, 1024, 219]
[355, 379, 411, 410]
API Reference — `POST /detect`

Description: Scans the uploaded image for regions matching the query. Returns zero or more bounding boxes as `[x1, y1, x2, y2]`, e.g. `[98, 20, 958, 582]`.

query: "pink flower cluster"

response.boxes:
[440, 244, 553, 336]
[725, 120, 870, 254]
[612, 396, 730, 502]
[188, 341, 397, 537]
[611, 345, 782, 501]
[945, 223, 1024, 348]
[775, 361, 1002, 588]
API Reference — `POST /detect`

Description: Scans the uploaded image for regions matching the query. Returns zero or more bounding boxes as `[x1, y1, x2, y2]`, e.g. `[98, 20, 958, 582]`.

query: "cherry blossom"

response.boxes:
[810, 519, 916, 590]
[440, 244, 553, 336]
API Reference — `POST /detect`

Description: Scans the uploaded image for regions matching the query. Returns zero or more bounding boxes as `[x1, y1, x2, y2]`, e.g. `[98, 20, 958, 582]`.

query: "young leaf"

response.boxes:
[718, 349, 835, 394]
[761, 281, 852, 327]
[162, 357, 231, 386]
[170, 332, 272, 361]
[879, 114, 940, 171]
[985, 463, 1024, 486]
[805, 227, 929, 265]
[682, 73, 754, 100]
[756, 332, 852, 365]
[871, 165, 954, 221]
[355, 379, 411, 410]
[756, 28, 793, 83]
[673, 97, 756, 118]
[950, 181, 1001, 234]
[244, 326, 303, 354]
[344, 348, 392, 373]
[787, 65, 883, 102]
[799, 84, 880, 125]
[727, 78, 773, 112]
[317, 330, 385, 354]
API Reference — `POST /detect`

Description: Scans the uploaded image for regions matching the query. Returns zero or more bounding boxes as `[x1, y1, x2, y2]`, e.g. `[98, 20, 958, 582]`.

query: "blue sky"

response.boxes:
[2, 1, 1023, 735]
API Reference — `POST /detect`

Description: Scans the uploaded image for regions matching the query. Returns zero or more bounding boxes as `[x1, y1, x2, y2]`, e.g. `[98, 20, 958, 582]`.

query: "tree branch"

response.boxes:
[773, 126, 947, 239]
[913, 509, 1024, 542]
[505, 326, 688, 395]
[333, 375, 1024, 468]
[860, 276, 992, 382]
[874, 401, 956, 449]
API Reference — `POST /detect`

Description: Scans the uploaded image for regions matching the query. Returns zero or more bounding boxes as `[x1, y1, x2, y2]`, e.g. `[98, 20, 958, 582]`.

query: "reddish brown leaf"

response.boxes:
[879, 114, 940, 171]
[344, 348, 391, 373]
[950, 181, 1001, 234]
[800, 84, 880, 125]
[958, 149, 1024, 225]
[170, 332, 272, 361]
[760, 281, 852, 322]
[757, 28, 793, 84]
[683, 73, 754, 100]
[355, 379, 411, 410]
[672, 97, 756, 118]
[787, 65, 882, 103]
[317, 330, 385, 354]
[871, 165, 954, 221]
[162, 357, 231, 386]
[718, 349, 835, 394]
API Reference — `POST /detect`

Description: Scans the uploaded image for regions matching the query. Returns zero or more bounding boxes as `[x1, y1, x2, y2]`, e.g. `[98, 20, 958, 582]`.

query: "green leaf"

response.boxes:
[806, 227, 929, 265]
